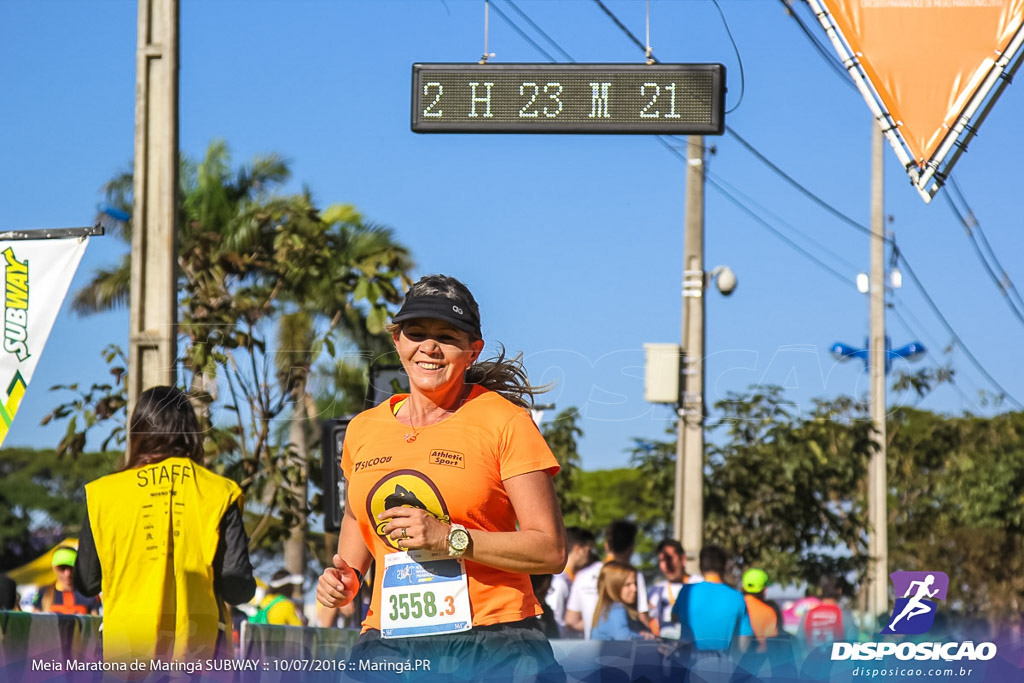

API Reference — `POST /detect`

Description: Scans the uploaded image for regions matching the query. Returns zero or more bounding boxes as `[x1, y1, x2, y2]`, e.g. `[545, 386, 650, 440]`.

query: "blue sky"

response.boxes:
[2, 0, 1022, 471]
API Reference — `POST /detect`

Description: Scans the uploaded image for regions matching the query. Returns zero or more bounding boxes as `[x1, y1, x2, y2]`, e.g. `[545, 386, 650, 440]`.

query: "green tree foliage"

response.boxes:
[630, 386, 875, 586]
[630, 426, 679, 554]
[45, 141, 413, 564]
[572, 467, 660, 566]
[888, 408, 1024, 623]
[541, 407, 593, 524]
[704, 389, 874, 587]
[0, 448, 119, 571]
[625, 381, 1024, 625]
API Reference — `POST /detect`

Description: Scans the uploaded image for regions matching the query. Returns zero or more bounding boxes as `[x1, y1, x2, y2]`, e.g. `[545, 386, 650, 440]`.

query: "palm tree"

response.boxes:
[75, 142, 415, 584]
[74, 140, 289, 315]
[273, 205, 412, 588]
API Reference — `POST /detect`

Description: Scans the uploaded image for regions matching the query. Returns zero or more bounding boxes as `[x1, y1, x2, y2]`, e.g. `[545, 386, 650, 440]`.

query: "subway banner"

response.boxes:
[0, 236, 89, 446]
[811, 0, 1024, 201]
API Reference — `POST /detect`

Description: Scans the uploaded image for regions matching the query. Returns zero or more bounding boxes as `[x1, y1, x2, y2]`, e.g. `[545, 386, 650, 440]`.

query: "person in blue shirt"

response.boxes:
[591, 561, 653, 641]
[671, 545, 753, 653]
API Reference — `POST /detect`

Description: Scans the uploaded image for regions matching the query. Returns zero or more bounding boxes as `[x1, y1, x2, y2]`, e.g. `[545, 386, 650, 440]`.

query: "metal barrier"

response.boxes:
[0, 611, 102, 680]
[0, 613, 897, 682]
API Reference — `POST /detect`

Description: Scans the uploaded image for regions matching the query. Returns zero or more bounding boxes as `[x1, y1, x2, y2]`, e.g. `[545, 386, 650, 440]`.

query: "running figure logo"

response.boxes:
[880, 571, 949, 635]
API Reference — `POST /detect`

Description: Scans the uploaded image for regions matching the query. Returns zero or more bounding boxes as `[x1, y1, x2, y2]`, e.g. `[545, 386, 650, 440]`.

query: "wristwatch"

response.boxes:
[447, 523, 470, 557]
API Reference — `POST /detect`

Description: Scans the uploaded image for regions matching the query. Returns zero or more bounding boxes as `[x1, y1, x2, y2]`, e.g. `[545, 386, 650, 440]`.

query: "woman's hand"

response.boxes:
[316, 554, 360, 608]
[378, 507, 450, 554]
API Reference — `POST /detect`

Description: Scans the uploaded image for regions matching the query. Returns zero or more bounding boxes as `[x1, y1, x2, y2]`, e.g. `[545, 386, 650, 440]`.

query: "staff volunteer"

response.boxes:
[74, 386, 256, 662]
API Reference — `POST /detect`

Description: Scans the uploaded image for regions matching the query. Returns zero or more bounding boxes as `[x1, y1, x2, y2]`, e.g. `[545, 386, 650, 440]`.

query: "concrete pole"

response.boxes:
[675, 135, 706, 576]
[868, 123, 888, 624]
[129, 0, 179, 416]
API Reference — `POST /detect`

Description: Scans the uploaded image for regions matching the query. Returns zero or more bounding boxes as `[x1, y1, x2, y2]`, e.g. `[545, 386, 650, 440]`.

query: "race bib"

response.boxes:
[380, 549, 472, 638]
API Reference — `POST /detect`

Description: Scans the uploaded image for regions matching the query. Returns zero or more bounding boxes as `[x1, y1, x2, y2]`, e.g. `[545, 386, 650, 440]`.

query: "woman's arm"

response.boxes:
[213, 502, 257, 605]
[379, 470, 567, 574]
[316, 494, 373, 608]
[73, 512, 102, 596]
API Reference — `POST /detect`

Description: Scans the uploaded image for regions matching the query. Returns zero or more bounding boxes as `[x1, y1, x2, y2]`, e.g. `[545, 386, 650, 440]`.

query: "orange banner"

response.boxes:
[822, 0, 1024, 167]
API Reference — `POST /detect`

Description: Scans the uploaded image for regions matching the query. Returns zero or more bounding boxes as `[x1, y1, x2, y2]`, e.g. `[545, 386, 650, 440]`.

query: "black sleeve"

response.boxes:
[213, 502, 256, 605]
[73, 512, 103, 596]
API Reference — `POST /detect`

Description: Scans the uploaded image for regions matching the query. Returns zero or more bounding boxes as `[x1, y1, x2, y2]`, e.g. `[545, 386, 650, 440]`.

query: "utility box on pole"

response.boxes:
[643, 343, 681, 404]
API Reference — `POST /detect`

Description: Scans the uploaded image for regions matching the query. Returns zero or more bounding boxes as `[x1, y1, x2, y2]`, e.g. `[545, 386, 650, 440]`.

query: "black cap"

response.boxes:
[392, 294, 481, 337]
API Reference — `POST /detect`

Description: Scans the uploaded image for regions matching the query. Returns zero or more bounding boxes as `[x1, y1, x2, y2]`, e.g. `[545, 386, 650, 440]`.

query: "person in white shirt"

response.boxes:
[545, 526, 596, 637]
[564, 519, 648, 639]
[647, 538, 693, 639]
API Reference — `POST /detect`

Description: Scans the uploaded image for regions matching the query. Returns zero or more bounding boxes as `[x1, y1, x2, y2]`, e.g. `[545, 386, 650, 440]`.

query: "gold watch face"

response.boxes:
[450, 529, 470, 551]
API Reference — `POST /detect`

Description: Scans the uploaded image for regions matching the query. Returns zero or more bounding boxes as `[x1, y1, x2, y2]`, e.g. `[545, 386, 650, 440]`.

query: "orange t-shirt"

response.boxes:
[743, 594, 779, 646]
[341, 385, 560, 631]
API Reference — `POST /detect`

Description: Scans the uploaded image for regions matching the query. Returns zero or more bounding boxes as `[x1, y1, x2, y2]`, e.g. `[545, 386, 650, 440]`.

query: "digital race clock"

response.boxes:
[411, 63, 726, 134]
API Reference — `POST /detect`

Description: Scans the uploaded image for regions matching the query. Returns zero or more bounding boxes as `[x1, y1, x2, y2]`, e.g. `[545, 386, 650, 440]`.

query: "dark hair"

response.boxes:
[269, 569, 296, 595]
[657, 538, 684, 556]
[820, 575, 842, 600]
[699, 545, 727, 575]
[566, 526, 596, 551]
[388, 274, 548, 408]
[124, 386, 203, 469]
[605, 519, 638, 555]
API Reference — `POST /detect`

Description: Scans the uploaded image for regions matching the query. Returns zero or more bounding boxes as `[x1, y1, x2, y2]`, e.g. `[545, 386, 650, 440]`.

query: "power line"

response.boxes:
[778, 0, 858, 91]
[895, 254, 1023, 409]
[721, 129, 1021, 407]
[943, 190, 1024, 328]
[589, 0, 746, 113]
[708, 0, 745, 113]
[889, 301, 984, 414]
[488, 2, 559, 62]
[725, 126, 881, 241]
[655, 138, 854, 287]
[590, 0, 658, 62]
[501, 0, 575, 62]
[946, 173, 1024, 321]
[702, 169, 861, 273]
[496, 0, 1021, 410]
[707, 173, 855, 287]
[782, 0, 1024, 335]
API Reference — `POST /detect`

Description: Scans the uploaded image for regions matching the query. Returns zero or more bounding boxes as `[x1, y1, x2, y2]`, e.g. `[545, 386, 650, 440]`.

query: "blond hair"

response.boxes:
[592, 560, 642, 627]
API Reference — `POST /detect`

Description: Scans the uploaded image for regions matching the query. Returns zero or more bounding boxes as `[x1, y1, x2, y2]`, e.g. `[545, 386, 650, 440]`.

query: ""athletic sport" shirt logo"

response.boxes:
[428, 449, 465, 469]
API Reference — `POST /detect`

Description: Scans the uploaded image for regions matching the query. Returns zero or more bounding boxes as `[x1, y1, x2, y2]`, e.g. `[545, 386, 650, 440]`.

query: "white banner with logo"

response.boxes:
[0, 236, 90, 446]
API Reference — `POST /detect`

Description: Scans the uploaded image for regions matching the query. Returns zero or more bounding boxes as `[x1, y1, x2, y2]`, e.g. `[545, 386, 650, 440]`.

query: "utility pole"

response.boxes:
[676, 135, 706, 576]
[129, 0, 179, 416]
[867, 122, 888, 622]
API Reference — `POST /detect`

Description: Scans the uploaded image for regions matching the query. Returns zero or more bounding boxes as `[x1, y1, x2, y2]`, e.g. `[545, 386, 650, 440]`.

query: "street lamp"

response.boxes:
[830, 338, 925, 373]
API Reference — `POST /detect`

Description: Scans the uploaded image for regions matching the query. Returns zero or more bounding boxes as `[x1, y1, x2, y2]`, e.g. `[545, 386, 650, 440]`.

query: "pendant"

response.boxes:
[404, 432, 417, 443]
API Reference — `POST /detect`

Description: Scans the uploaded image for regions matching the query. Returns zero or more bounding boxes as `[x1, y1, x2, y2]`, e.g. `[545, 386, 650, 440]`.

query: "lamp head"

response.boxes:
[714, 266, 737, 296]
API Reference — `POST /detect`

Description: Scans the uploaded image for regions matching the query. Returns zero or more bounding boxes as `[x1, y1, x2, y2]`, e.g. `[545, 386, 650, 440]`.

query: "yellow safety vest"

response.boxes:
[85, 456, 243, 662]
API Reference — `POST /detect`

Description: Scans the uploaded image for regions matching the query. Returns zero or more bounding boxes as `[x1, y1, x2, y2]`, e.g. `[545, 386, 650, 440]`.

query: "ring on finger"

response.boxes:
[401, 528, 409, 540]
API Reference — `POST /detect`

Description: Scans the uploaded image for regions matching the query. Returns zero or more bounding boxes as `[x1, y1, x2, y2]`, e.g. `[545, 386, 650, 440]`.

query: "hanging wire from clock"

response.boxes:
[645, 0, 655, 64]
[481, 0, 496, 63]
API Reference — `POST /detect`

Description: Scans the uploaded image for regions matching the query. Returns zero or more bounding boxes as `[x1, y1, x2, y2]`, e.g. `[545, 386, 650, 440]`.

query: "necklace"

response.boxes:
[397, 387, 469, 442]
[402, 411, 448, 443]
